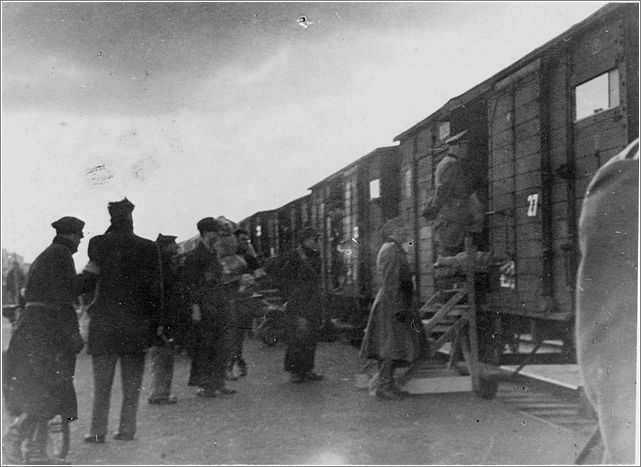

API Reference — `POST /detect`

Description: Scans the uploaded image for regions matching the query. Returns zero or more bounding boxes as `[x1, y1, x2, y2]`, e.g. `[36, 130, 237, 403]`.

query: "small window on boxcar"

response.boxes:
[439, 121, 450, 141]
[369, 179, 380, 200]
[404, 169, 412, 198]
[256, 225, 262, 237]
[575, 68, 619, 121]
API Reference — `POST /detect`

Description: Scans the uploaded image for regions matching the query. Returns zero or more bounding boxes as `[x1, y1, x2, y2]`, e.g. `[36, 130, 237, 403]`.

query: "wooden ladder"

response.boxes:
[399, 237, 480, 394]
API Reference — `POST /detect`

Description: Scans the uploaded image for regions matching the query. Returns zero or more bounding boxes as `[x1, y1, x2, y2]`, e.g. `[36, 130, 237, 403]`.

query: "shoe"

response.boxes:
[391, 384, 410, 397]
[304, 371, 324, 381]
[195, 388, 217, 398]
[217, 387, 237, 395]
[83, 434, 106, 444]
[113, 432, 135, 441]
[375, 386, 403, 401]
[148, 396, 178, 405]
[290, 373, 305, 384]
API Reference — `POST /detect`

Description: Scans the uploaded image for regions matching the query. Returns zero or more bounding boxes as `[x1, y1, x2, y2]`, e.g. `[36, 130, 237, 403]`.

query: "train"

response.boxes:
[239, 4, 638, 362]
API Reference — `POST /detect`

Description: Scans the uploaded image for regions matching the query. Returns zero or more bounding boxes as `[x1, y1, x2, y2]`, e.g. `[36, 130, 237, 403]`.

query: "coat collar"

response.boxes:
[52, 235, 78, 254]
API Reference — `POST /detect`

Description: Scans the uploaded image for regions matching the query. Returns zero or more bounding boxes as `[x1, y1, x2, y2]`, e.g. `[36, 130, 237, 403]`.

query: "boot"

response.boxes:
[2, 419, 24, 465]
[375, 384, 403, 401]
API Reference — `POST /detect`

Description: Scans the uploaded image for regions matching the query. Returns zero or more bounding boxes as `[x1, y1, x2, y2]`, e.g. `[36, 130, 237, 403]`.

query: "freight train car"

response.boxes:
[238, 209, 280, 260]
[306, 146, 401, 330]
[393, 2, 638, 364]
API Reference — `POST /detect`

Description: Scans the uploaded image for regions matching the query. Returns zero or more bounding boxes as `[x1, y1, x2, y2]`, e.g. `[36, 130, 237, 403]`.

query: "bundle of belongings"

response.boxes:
[433, 250, 493, 278]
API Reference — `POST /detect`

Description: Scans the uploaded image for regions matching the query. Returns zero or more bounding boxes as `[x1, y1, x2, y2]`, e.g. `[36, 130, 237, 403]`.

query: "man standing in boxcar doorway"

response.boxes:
[83, 198, 163, 443]
[265, 226, 324, 383]
[576, 138, 639, 464]
[2, 216, 89, 464]
[423, 129, 484, 257]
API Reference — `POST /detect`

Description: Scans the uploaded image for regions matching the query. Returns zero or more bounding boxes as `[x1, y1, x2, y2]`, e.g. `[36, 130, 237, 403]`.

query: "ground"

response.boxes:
[3, 325, 587, 465]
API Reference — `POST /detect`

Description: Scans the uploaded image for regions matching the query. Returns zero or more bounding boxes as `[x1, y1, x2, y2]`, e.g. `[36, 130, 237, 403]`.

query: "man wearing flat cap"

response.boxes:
[423, 129, 484, 257]
[147, 234, 183, 405]
[3, 216, 93, 464]
[83, 198, 163, 443]
[264, 225, 324, 383]
[182, 217, 237, 397]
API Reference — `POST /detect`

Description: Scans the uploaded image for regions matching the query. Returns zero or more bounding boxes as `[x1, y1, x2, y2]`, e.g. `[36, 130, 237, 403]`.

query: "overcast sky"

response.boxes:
[1, 1, 608, 268]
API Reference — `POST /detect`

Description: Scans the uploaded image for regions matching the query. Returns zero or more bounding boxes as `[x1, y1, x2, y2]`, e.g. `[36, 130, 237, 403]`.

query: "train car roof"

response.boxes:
[307, 145, 399, 190]
[393, 2, 629, 142]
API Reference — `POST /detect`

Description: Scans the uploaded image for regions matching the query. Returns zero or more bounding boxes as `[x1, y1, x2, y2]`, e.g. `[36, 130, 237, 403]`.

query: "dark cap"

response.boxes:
[298, 225, 319, 243]
[108, 197, 135, 220]
[234, 228, 248, 237]
[445, 129, 469, 146]
[197, 217, 220, 233]
[156, 234, 178, 246]
[52, 216, 85, 236]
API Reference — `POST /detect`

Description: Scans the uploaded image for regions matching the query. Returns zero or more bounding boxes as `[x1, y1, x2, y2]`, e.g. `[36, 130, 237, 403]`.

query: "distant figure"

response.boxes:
[183, 217, 237, 397]
[265, 226, 324, 383]
[2, 216, 90, 464]
[576, 138, 639, 464]
[5, 258, 26, 305]
[229, 228, 263, 377]
[359, 216, 427, 400]
[147, 234, 183, 405]
[84, 198, 163, 443]
[423, 129, 483, 257]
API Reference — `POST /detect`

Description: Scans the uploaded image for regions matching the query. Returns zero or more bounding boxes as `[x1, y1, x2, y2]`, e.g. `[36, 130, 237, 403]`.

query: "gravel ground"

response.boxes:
[3, 327, 588, 465]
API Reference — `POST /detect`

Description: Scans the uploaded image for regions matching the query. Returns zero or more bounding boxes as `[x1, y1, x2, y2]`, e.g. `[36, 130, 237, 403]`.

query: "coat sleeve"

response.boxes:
[378, 245, 401, 319]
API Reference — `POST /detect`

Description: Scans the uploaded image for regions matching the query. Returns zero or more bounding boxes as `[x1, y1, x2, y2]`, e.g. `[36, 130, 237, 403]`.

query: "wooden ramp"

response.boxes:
[398, 238, 481, 395]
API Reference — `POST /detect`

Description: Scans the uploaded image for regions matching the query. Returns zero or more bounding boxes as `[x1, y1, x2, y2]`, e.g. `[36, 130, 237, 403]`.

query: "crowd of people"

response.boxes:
[1, 198, 328, 465]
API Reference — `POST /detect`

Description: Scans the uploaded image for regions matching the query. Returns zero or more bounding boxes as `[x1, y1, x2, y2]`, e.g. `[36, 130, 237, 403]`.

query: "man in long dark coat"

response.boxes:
[147, 234, 183, 405]
[576, 138, 638, 464]
[2, 216, 89, 464]
[183, 217, 237, 397]
[83, 198, 162, 443]
[265, 226, 324, 383]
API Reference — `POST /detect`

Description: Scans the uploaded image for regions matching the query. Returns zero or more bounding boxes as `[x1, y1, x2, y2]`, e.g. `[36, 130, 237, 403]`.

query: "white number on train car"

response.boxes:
[499, 260, 516, 289]
[527, 194, 539, 217]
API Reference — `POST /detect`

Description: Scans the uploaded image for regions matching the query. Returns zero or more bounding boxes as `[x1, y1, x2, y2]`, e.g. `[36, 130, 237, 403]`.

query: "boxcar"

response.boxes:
[393, 2, 638, 358]
[307, 146, 401, 328]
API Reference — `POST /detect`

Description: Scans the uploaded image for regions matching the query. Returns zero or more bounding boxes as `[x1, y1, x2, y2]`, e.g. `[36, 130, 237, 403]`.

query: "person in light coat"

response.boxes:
[576, 138, 638, 464]
[359, 216, 427, 400]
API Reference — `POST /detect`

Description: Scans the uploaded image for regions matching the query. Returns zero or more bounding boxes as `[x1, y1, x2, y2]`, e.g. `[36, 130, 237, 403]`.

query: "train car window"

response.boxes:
[574, 68, 620, 121]
[369, 179, 380, 200]
[404, 169, 412, 198]
[438, 121, 450, 141]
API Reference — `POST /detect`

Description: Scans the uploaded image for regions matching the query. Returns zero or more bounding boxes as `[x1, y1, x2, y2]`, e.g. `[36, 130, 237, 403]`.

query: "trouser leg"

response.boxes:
[205, 328, 227, 390]
[377, 359, 394, 389]
[22, 416, 48, 461]
[284, 337, 317, 375]
[118, 354, 145, 437]
[90, 354, 118, 436]
[148, 346, 174, 400]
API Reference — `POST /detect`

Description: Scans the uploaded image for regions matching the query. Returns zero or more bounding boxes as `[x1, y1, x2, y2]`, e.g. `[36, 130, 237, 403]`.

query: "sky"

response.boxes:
[1, 1, 609, 268]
